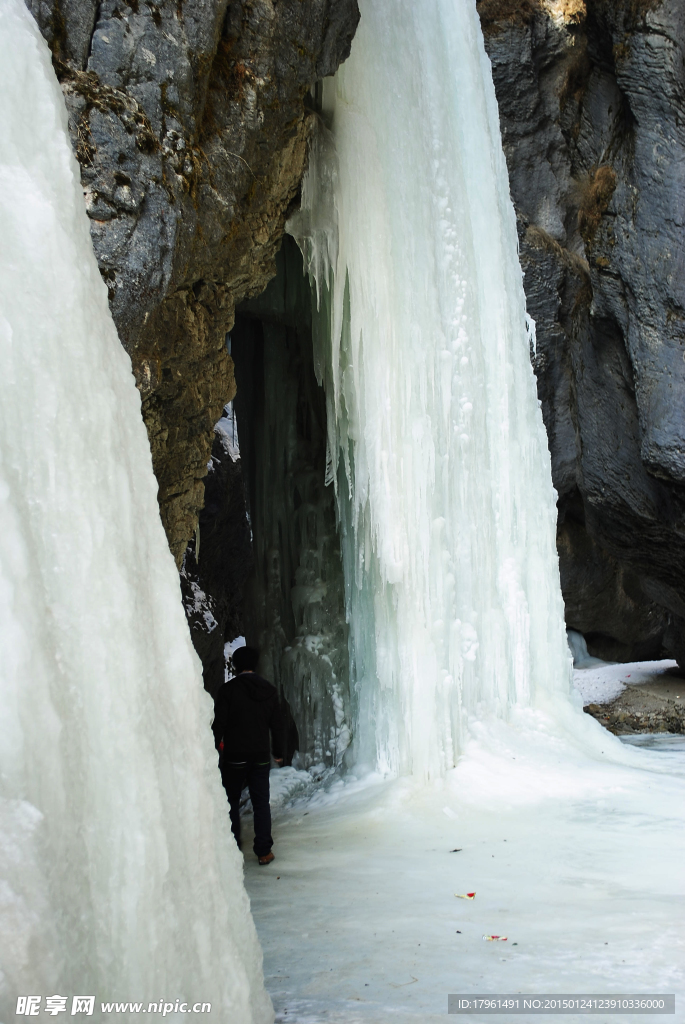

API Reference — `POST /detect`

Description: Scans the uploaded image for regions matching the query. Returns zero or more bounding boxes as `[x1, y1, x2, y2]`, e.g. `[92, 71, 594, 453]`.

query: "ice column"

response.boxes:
[0, 4, 270, 1019]
[288, 0, 573, 779]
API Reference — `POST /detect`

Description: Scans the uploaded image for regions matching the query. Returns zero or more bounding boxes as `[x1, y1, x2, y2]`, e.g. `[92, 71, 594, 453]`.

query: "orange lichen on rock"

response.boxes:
[476, 0, 542, 34]
[546, 0, 587, 24]
[577, 165, 618, 244]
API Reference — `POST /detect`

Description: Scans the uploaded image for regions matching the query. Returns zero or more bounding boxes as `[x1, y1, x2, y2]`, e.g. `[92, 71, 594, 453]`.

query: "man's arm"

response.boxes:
[268, 692, 285, 764]
[212, 686, 227, 751]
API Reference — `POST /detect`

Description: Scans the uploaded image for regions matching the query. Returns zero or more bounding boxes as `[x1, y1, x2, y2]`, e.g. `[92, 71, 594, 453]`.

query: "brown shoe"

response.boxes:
[258, 851, 275, 866]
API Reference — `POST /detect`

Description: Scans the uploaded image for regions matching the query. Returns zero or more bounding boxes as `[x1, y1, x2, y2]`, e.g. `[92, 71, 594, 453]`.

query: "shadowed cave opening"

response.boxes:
[181, 236, 352, 771]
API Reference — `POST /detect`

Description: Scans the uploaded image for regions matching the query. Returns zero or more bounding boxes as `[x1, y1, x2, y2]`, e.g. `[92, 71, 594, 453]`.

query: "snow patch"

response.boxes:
[572, 658, 680, 706]
[213, 401, 240, 464]
[182, 577, 218, 632]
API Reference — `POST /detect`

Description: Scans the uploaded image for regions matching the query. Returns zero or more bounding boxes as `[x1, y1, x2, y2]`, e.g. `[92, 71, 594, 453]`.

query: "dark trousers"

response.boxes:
[220, 760, 273, 856]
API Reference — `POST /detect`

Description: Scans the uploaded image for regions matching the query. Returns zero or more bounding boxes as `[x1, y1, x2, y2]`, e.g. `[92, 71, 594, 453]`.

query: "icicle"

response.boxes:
[526, 312, 537, 356]
[288, 0, 572, 780]
[324, 436, 335, 487]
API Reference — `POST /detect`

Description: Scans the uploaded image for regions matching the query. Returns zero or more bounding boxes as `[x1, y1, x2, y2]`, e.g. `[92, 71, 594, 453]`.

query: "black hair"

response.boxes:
[232, 645, 260, 673]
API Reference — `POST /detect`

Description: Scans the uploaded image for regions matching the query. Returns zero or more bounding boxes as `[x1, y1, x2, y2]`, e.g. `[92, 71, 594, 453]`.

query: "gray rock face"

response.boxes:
[27, 0, 359, 562]
[477, 0, 685, 665]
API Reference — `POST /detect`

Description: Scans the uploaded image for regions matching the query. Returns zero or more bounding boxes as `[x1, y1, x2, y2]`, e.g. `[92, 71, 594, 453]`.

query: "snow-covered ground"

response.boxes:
[572, 659, 681, 706]
[242, 717, 685, 1024]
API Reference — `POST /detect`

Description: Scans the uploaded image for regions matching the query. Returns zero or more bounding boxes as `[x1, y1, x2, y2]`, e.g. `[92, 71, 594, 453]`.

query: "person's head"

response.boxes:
[232, 645, 260, 674]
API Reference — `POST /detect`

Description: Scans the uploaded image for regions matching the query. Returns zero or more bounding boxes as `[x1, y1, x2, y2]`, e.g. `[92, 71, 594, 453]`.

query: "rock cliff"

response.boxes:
[27, 0, 359, 562]
[26, 0, 684, 673]
[477, 0, 685, 665]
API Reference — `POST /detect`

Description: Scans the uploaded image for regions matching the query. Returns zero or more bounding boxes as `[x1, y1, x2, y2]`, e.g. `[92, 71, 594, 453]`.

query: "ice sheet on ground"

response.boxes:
[243, 720, 685, 1024]
[619, 733, 685, 774]
[621, 734, 685, 750]
[572, 659, 680, 706]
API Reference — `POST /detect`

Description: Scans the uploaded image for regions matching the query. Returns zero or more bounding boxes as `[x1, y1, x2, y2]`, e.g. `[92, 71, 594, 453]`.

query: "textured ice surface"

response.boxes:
[246, 726, 685, 1024]
[567, 629, 606, 669]
[0, 4, 270, 1019]
[288, 0, 574, 779]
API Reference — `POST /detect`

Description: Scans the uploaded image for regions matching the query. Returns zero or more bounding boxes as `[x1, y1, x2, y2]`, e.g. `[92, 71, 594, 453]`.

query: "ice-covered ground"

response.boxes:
[242, 718, 685, 1024]
[572, 659, 681, 706]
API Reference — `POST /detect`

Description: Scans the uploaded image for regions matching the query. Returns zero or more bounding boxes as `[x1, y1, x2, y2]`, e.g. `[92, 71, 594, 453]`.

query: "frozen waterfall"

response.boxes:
[288, 0, 575, 779]
[0, 3, 270, 1019]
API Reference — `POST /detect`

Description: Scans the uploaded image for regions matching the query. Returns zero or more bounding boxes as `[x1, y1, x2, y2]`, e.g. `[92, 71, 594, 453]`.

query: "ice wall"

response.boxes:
[288, 0, 574, 779]
[0, 3, 271, 1019]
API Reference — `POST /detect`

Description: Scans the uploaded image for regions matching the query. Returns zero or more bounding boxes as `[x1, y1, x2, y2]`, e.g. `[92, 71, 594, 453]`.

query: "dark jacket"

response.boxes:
[212, 671, 284, 763]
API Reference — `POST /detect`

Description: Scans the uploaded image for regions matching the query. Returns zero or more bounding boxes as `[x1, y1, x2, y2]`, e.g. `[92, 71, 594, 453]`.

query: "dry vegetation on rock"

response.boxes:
[476, 0, 542, 33]
[577, 165, 617, 245]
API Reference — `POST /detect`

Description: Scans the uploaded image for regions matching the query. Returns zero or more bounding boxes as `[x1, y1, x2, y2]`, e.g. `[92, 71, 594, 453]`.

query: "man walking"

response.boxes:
[213, 645, 283, 865]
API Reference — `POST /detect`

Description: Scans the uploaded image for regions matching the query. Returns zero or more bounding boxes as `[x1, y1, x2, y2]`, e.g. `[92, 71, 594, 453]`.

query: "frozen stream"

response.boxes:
[244, 726, 685, 1023]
